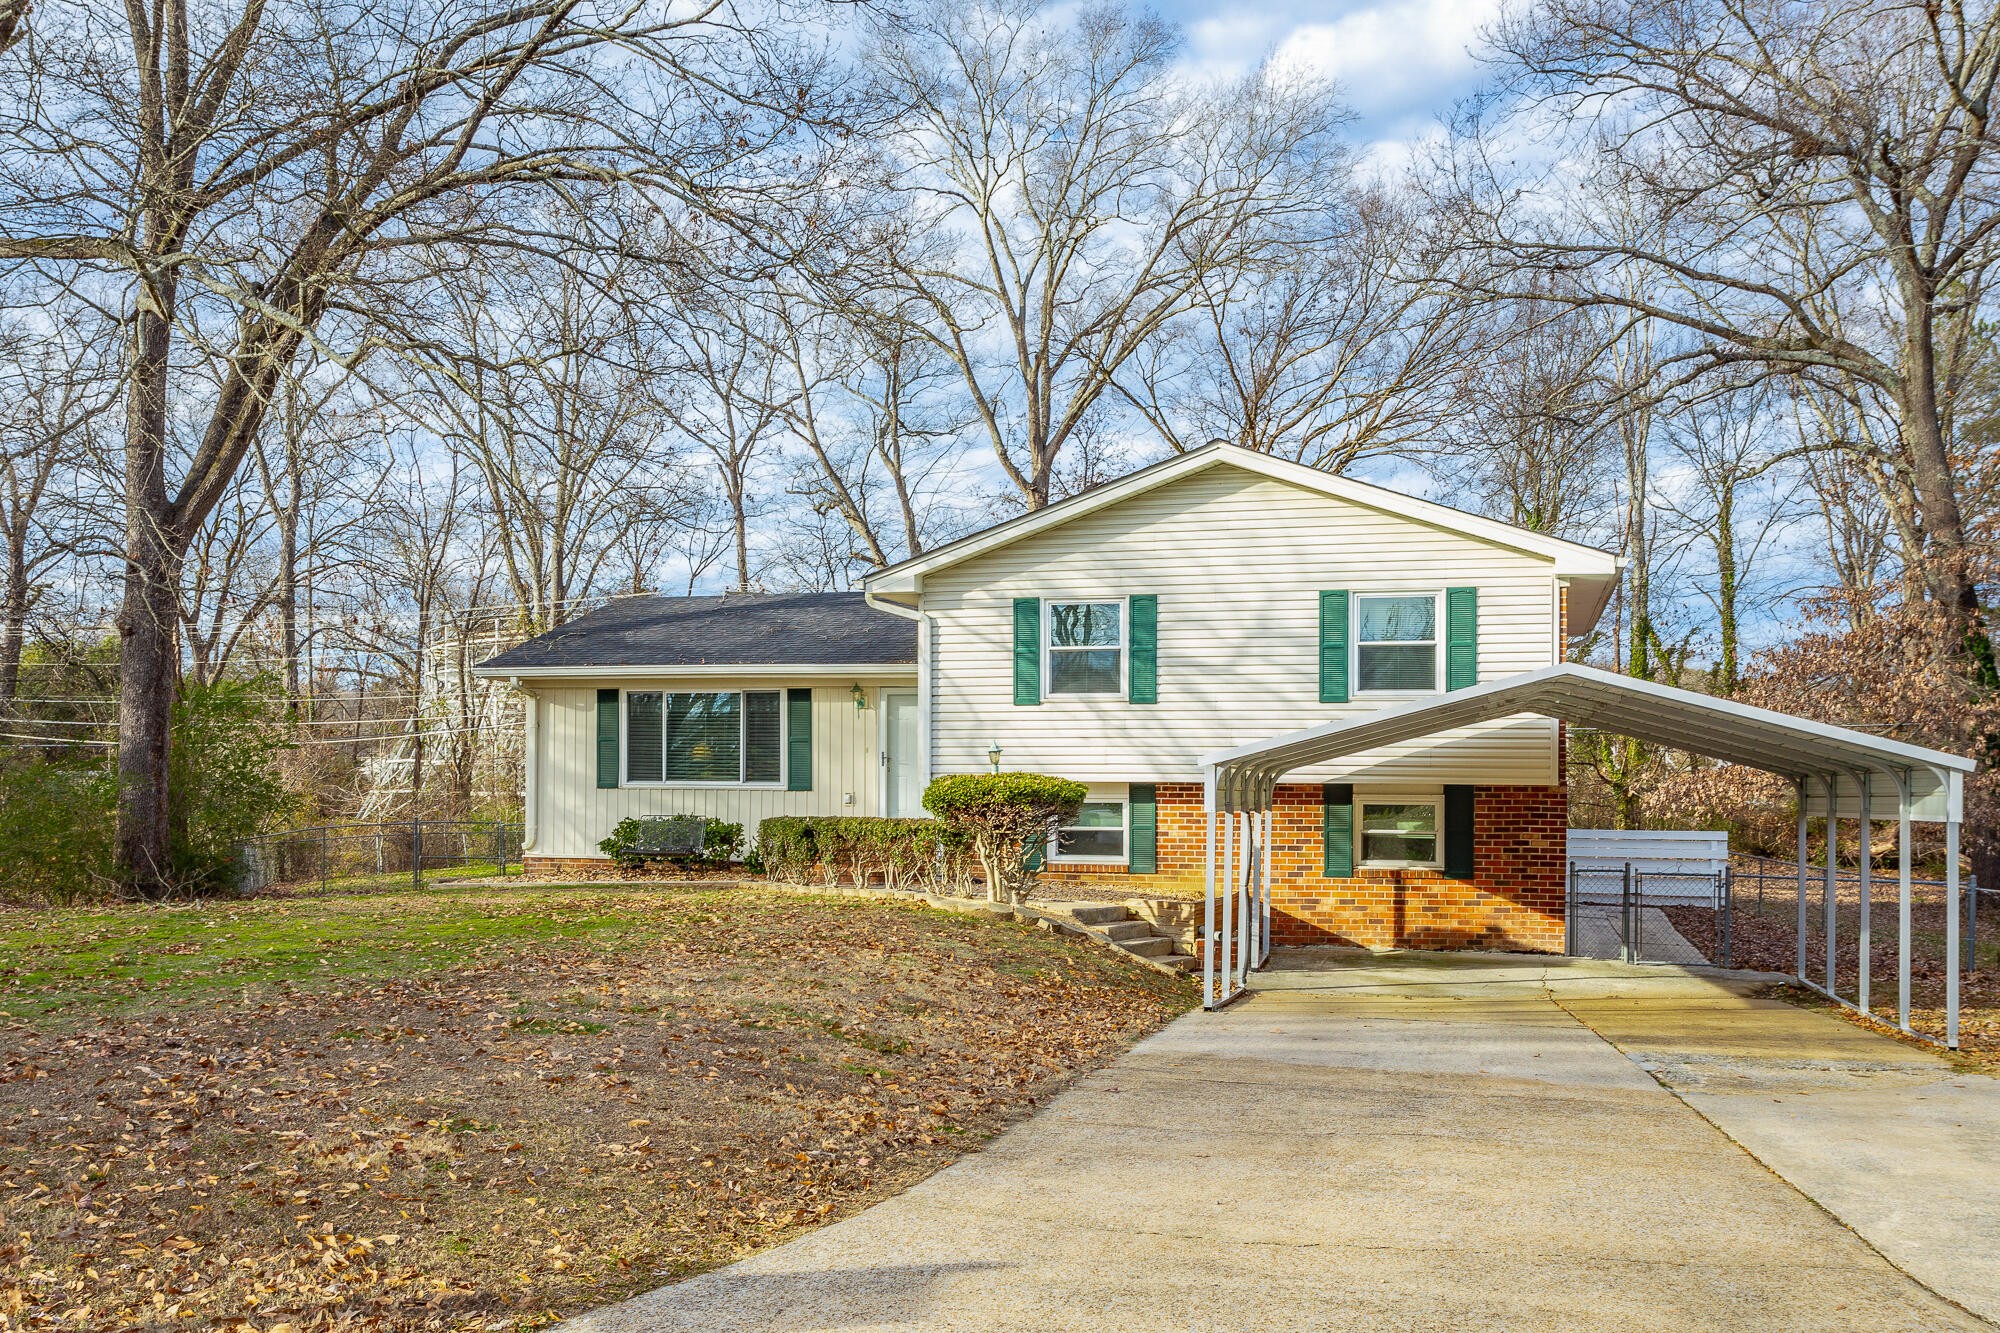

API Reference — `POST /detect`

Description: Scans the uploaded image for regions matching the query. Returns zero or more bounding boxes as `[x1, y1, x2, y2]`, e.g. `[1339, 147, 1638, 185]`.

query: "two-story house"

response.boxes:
[475, 443, 1623, 954]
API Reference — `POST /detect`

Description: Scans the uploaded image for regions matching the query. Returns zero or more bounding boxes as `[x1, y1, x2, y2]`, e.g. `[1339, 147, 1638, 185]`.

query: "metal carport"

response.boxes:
[1195, 664, 1978, 1044]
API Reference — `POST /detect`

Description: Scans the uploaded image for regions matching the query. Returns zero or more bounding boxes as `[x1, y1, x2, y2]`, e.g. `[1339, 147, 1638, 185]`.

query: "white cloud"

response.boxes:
[1270, 0, 1502, 124]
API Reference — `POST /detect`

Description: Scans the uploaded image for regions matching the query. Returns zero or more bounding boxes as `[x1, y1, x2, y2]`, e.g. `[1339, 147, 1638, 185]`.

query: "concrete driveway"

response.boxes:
[564, 951, 1999, 1332]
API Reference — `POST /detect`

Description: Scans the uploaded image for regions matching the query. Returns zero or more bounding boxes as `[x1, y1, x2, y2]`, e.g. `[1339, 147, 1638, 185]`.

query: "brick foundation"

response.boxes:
[1042, 781, 1568, 954]
[522, 856, 624, 880]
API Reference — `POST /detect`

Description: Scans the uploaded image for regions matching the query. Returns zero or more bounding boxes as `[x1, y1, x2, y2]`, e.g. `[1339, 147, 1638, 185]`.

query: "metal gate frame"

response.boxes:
[1566, 860, 1733, 969]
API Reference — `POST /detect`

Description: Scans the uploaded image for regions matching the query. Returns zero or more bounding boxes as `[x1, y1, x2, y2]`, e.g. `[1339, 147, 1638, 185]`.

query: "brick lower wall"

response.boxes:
[1044, 781, 1568, 954]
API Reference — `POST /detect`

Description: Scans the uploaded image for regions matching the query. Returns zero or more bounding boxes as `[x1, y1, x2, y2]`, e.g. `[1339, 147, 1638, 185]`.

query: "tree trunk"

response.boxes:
[1713, 478, 1739, 695]
[731, 486, 750, 591]
[115, 302, 180, 899]
[0, 537, 28, 717]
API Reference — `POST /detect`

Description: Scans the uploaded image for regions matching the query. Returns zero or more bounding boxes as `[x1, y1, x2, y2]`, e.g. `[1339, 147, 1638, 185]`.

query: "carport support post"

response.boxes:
[1795, 780, 1809, 984]
[1261, 808, 1273, 967]
[1897, 772, 1912, 1033]
[1823, 775, 1838, 997]
[1202, 779, 1216, 1010]
[1947, 770, 1962, 1049]
[1222, 803, 1236, 994]
[1857, 774, 1871, 1014]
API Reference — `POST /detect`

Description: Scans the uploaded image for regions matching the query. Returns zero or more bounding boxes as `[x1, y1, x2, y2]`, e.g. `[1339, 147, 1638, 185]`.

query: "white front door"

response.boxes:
[882, 689, 921, 818]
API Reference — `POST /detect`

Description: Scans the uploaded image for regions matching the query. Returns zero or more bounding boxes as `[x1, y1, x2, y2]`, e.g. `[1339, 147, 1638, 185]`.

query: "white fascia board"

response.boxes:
[862, 443, 1621, 595]
[471, 663, 918, 681]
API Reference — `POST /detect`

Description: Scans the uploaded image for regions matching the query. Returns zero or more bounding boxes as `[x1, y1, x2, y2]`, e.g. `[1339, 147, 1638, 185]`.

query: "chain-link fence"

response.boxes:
[235, 819, 524, 895]
[1726, 855, 1985, 1018]
[1567, 863, 1733, 966]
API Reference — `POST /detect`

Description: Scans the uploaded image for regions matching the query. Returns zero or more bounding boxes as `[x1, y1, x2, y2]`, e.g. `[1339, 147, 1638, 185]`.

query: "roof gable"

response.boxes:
[865, 445, 1620, 617]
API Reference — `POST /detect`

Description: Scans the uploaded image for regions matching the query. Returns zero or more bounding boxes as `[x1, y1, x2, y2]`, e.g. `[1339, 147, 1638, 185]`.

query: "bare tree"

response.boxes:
[862, 0, 1347, 507]
[0, 300, 119, 713]
[1449, 0, 2000, 668]
[773, 295, 973, 578]
[0, 0, 837, 894]
[1440, 299, 1615, 540]
[250, 371, 382, 717]
[658, 292, 798, 590]
[1122, 182, 1481, 468]
[1655, 382, 1801, 693]
[410, 240, 703, 630]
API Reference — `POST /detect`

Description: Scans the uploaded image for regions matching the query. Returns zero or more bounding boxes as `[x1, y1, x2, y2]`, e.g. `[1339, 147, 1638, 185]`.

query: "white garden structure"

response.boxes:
[1198, 664, 1979, 1047]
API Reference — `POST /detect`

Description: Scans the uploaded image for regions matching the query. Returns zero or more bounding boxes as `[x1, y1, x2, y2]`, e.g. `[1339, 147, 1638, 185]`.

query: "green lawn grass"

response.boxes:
[0, 879, 718, 1022]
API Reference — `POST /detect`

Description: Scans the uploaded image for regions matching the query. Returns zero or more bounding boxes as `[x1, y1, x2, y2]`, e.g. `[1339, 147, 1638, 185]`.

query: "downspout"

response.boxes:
[508, 677, 539, 854]
[865, 588, 931, 790]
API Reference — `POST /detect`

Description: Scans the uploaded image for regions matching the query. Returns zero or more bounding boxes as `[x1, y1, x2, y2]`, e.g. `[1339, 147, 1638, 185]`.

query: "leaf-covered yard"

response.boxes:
[0, 884, 1195, 1330]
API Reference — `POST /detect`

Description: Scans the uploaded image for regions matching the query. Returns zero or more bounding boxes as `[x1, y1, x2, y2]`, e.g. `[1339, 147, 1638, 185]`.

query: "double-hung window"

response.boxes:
[1053, 798, 1127, 863]
[625, 689, 783, 785]
[1354, 593, 1439, 693]
[1358, 800, 1439, 867]
[1045, 600, 1125, 696]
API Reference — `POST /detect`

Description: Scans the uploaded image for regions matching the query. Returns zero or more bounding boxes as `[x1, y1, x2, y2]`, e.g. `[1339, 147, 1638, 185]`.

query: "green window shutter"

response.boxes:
[785, 688, 813, 792]
[1128, 783, 1157, 873]
[1022, 834, 1045, 872]
[1443, 784, 1475, 878]
[1128, 595, 1157, 704]
[596, 689, 620, 788]
[1446, 586, 1478, 690]
[1013, 598, 1041, 706]
[1322, 783, 1353, 877]
[1319, 591, 1349, 704]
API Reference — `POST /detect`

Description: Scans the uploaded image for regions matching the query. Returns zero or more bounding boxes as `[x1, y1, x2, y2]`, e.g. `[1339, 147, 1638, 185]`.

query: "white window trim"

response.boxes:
[621, 687, 789, 789]
[1042, 597, 1128, 699]
[1357, 797, 1442, 870]
[1351, 589, 1445, 697]
[1050, 793, 1130, 865]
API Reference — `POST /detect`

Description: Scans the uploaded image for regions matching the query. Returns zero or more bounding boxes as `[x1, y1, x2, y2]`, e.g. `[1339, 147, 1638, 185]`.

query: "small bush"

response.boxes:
[599, 815, 745, 869]
[0, 760, 118, 907]
[923, 772, 1087, 904]
[169, 678, 298, 894]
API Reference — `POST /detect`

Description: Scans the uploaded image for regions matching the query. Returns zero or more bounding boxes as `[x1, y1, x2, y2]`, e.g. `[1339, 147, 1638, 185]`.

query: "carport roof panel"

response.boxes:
[1200, 664, 1973, 815]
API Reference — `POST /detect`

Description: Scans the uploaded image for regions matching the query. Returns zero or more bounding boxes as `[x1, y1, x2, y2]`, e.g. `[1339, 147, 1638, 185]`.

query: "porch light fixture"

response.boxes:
[987, 742, 1003, 773]
[851, 683, 867, 710]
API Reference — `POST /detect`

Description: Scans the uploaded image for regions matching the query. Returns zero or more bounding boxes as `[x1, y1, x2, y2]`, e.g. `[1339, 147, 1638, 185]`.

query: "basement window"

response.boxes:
[1358, 800, 1439, 868]
[1052, 799, 1127, 864]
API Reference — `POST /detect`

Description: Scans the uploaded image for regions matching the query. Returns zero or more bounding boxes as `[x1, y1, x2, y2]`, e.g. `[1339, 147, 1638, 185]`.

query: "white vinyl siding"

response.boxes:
[921, 466, 1562, 784]
[529, 678, 910, 860]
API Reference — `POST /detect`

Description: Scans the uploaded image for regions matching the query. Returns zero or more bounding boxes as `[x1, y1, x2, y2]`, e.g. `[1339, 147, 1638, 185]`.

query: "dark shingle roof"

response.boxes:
[477, 592, 916, 671]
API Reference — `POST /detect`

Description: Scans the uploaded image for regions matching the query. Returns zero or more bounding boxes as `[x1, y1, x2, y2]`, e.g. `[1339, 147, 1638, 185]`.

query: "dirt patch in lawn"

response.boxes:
[0, 884, 1194, 1330]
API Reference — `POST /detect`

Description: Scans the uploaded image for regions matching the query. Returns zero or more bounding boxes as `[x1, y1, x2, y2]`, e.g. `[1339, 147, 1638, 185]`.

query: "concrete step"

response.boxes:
[1154, 953, 1199, 971]
[1100, 919, 1155, 941]
[1117, 935, 1177, 958]
[1071, 904, 1131, 925]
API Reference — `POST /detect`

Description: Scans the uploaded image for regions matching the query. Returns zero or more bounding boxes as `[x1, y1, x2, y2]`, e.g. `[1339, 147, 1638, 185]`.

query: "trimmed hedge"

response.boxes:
[753, 816, 977, 895]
